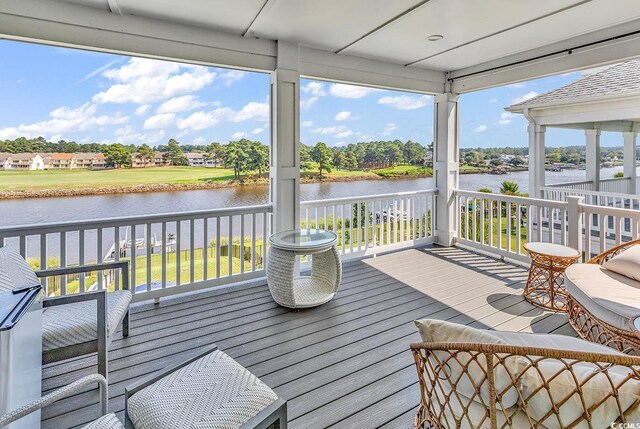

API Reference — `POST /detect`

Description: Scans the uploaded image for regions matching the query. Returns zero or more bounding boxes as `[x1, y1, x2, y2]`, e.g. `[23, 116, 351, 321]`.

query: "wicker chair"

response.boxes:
[565, 239, 640, 355]
[411, 341, 640, 429]
[0, 374, 122, 428]
[0, 247, 131, 380]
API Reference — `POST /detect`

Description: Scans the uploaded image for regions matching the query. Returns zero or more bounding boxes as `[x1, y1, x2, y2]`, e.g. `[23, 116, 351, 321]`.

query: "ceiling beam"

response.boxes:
[449, 19, 640, 93]
[0, 0, 278, 72]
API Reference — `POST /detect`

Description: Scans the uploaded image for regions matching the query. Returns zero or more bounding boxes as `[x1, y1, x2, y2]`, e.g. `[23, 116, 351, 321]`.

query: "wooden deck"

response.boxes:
[41, 245, 576, 429]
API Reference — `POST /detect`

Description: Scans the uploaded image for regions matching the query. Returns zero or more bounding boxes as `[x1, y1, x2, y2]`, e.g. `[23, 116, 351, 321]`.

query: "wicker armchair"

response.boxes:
[411, 341, 640, 429]
[565, 239, 640, 355]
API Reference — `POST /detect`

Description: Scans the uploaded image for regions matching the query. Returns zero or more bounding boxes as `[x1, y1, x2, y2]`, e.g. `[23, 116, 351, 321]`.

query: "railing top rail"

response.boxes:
[0, 204, 273, 237]
[301, 189, 437, 206]
[579, 201, 640, 218]
[541, 187, 639, 200]
[455, 189, 568, 210]
[600, 177, 631, 182]
[544, 180, 593, 188]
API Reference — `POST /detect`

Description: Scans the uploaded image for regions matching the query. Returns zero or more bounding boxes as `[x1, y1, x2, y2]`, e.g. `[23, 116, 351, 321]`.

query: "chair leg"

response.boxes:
[123, 311, 130, 337]
[97, 343, 108, 380]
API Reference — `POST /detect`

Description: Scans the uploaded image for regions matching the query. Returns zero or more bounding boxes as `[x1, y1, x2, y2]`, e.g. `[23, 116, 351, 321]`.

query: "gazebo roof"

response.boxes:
[508, 59, 640, 111]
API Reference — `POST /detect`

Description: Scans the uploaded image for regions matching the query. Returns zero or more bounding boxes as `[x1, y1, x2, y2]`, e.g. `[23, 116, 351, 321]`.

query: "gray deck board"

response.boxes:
[41, 245, 576, 429]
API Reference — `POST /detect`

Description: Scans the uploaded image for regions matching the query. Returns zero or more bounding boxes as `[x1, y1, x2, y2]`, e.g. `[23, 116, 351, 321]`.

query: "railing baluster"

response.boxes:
[161, 222, 167, 289]
[341, 205, 346, 255]
[488, 198, 494, 247]
[351, 203, 356, 253]
[40, 233, 47, 293]
[262, 212, 268, 270]
[97, 228, 103, 291]
[251, 213, 256, 272]
[190, 219, 195, 284]
[61, 231, 67, 295]
[216, 218, 221, 278]
[203, 218, 209, 280]
[114, 226, 120, 290]
[19, 236, 26, 258]
[130, 225, 135, 293]
[228, 215, 233, 276]
[496, 200, 502, 249]
[240, 215, 245, 274]
[79, 229, 86, 293]
[176, 221, 181, 286]
[600, 214, 606, 254]
[146, 223, 152, 292]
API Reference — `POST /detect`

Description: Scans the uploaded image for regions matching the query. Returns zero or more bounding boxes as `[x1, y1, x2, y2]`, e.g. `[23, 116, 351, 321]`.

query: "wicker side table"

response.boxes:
[267, 229, 342, 309]
[523, 242, 580, 312]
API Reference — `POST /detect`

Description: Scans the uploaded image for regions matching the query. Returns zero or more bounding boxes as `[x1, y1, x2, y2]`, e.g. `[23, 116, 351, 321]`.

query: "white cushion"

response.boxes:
[81, 413, 124, 429]
[491, 331, 625, 355]
[42, 289, 131, 351]
[603, 244, 640, 280]
[564, 264, 640, 331]
[414, 319, 527, 409]
[521, 360, 640, 429]
[127, 349, 278, 429]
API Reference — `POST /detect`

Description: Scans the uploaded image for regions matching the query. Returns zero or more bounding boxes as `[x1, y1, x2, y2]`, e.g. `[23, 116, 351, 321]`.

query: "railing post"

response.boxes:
[567, 196, 584, 258]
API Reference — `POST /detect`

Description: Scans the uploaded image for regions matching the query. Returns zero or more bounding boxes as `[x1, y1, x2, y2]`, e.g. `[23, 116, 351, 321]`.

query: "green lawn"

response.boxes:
[0, 167, 239, 191]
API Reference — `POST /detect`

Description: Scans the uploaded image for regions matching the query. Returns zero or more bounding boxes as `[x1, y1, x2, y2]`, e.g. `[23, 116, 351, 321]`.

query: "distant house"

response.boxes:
[185, 152, 211, 166]
[47, 153, 77, 170]
[7, 153, 44, 170]
[0, 153, 12, 170]
[154, 152, 169, 166]
[75, 152, 107, 169]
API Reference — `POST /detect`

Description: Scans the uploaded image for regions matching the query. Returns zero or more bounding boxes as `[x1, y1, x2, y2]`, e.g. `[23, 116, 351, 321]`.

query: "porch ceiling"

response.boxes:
[2, 0, 640, 92]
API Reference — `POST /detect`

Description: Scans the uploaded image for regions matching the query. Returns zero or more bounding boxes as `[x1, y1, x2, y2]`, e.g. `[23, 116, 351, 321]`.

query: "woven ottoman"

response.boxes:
[125, 347, 287, 429]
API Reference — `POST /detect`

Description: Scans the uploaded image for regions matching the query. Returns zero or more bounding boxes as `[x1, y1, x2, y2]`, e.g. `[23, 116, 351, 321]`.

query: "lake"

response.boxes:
[0, 166, 625, 228]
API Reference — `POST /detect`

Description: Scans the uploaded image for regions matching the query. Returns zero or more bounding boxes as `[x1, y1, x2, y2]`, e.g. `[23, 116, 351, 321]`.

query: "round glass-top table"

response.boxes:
[266, 229, 342, 309]
[633, 316, 640, 338]
[523, 242, 581, 312]
[269, 229, 338, 253]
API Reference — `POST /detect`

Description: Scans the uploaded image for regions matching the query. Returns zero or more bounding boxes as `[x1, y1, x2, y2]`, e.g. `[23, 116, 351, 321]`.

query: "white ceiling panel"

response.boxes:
[342, 0, 588, 68]
[416, 0, 640, 70]
[250, 0, 424, 52]
[115, 0, 266, 34]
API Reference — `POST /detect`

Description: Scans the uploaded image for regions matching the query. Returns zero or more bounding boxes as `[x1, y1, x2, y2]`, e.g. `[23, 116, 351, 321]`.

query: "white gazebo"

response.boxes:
[507, 59, 640, 198]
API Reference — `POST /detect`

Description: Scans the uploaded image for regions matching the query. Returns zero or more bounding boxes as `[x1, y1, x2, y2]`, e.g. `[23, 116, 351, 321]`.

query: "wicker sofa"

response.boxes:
[412, 319, 640, 429]
[564, 240, 640, 355]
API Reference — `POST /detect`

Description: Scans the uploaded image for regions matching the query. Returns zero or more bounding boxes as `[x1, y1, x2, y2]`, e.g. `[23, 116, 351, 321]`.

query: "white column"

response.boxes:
[623, 131, 637, 195]
[433, 93, 459, 246]
[585, 129, 601, 191]
[527, 123, 546, 198]
[270, 41, 300, 233]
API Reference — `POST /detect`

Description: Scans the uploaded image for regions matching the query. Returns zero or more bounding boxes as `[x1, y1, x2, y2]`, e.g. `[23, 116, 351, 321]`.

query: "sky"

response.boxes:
[0, 39, 624, 149]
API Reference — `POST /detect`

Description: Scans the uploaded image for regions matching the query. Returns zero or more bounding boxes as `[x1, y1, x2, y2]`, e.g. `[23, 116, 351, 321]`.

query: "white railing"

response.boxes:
[300, 189, 436, 262]
[599, 177, 631, 194]
[544, 180, 594, 191]
[581, 202, 640, 259]
[0, 205, 271, 302]
[455, 190, 569, 264]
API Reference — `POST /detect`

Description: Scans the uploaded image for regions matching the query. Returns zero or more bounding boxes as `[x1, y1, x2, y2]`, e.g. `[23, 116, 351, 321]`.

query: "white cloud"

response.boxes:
[301, 97, 319, 109]
[231, 131, 247, 139]
[512, 91, 539, 104]
[302, 120, 313, 128]
[144, 113, 176, 130]
[302, 82, 327, 96]
[499, 111, 517, 125]
[310, 125, 353, 139]
[135, 105, 150, 116]
[507, 82, 526, 89]
[336, 129, 354, 138]
[93, 57, 216, 104]
[377, 94, 431, 110]
[474, 125, 488, 133]
[114, 126, 166, 144]
[219, 70, 246, 86]
[0, 102, 128, 140]
[252, 127, 264, 134]
[157, 95, 206, 114]
[329, 83, 382, 99]
[176, 101, 268, 132]
[489, 98, 498, 104]
[334, 111, 351, 121]
[382, 123, 399, 136]
[229, 102, 269, 122]
[193, 137, 207, 146]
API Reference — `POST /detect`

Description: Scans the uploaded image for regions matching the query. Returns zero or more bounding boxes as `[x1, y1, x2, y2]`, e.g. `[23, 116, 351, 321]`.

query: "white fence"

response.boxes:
[300, 190, 436, 263]
[544, 180, 594, 192]
[599, 177, 631, 194]
[0, 205, 271, 302]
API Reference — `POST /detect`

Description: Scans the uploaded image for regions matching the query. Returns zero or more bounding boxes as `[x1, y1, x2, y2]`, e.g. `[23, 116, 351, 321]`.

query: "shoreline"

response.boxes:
[0, 168, 523, 200]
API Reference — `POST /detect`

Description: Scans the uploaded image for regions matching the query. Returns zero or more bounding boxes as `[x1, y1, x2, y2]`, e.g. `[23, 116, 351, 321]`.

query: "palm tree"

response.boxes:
[499, 180, 520, 196]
